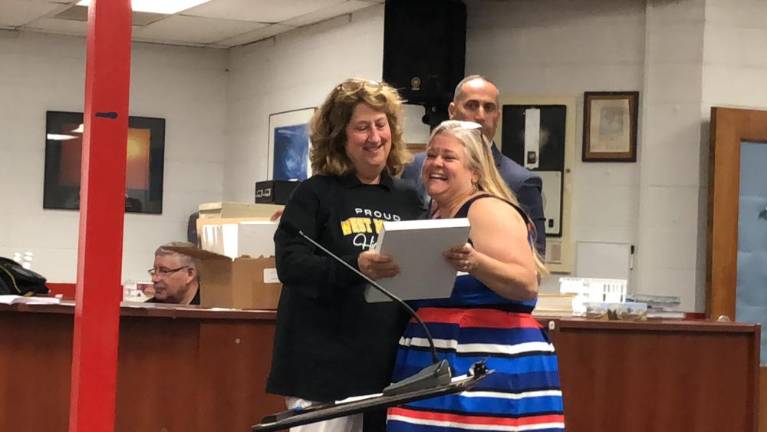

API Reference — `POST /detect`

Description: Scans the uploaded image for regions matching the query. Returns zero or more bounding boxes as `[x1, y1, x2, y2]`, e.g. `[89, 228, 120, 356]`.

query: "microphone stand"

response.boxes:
[296, 230, 451, 395]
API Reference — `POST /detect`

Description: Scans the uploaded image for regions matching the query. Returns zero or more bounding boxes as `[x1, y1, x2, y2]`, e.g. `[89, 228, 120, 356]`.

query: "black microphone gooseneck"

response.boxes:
[295, 229, 451, 394]
[297, 230, 438, 363]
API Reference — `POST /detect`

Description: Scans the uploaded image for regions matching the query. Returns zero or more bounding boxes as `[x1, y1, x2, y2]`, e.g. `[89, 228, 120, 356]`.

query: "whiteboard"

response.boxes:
[575, 241, 630, 281]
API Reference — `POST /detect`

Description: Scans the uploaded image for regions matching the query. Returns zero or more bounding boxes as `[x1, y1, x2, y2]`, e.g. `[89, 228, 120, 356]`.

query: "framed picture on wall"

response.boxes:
[267, 107, 315, 181]
[43, 111, 165, 214]
[582, 91, 639, 162]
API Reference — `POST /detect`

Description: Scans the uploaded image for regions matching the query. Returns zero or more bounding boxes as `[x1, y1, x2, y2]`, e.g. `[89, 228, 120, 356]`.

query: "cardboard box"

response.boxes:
[198, 202, 284, 219]
[167, 246, 282, 310]
[199, 220, 278, 259]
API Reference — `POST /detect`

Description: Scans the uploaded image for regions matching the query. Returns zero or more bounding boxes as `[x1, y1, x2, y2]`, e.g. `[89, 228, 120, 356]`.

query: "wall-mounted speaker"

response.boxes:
[383, 0, 466, 127]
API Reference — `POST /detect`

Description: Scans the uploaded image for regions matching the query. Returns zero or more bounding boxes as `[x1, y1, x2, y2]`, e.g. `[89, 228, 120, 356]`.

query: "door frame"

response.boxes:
[708, 107, 767, 319]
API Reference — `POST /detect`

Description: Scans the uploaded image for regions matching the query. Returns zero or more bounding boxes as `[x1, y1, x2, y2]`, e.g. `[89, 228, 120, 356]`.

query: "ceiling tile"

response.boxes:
[280, 0, 374, 28]
[22, 17, 89, 37]
[2, 0, 384, 48]
[53, 5, 166, 27]
[0, 0, 69, 27]
[183, 0, 346, 23]
[133, 14, 267, 45]
[214, 23, 293, 47]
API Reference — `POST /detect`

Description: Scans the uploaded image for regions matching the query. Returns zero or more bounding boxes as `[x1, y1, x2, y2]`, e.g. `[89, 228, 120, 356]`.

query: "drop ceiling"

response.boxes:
[0, 0, 385, 48]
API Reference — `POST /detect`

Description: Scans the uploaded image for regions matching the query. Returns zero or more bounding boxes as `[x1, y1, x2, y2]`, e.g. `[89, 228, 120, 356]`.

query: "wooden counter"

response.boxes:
[0, 302, 283, 432]
[541, 317, 760, 432]
[0, 305, 760, 432]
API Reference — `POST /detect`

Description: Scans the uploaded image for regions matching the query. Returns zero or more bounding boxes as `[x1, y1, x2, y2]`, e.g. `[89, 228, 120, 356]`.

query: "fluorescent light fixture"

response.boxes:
[76, 0, 211, 15]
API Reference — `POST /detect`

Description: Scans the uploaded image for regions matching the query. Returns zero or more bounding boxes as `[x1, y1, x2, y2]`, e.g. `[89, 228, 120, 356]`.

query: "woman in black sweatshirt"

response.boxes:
[266, 78, 426, 432]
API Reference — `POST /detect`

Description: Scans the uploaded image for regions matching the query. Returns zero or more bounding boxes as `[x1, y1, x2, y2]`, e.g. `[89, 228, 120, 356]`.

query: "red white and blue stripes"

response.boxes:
[387, 307, 565, 432]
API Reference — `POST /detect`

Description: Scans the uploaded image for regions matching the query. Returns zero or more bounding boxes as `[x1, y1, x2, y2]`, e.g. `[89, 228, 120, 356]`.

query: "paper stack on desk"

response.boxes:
[627, 293, 685, 319]
[0, 295, 60, 305]
[532, 293, 576, 317]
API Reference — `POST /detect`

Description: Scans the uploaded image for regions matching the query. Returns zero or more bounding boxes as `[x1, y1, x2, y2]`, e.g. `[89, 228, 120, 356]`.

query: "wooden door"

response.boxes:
[708, 107, 767, 318]
[708, 107, 767, 432]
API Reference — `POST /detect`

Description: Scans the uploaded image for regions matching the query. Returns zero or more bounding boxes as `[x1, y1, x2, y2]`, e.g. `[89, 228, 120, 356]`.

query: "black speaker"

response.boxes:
[383, 0, 466, 126]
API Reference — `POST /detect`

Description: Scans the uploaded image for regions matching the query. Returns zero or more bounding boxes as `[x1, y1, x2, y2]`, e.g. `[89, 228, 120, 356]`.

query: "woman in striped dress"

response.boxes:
[387, 120, 565, 432]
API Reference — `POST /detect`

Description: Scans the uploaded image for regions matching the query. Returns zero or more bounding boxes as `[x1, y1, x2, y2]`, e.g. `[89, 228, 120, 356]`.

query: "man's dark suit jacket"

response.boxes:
[401, 144, 546, 256]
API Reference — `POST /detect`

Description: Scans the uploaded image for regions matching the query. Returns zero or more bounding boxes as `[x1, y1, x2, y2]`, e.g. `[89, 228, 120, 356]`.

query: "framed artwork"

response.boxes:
[43, 111, 165, 214]
[267, 107, 315, 181]
[582, 91, 639, 162]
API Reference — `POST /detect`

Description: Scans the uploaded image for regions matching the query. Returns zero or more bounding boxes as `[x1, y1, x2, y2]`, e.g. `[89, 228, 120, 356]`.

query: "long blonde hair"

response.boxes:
[429, 120, 547, 274]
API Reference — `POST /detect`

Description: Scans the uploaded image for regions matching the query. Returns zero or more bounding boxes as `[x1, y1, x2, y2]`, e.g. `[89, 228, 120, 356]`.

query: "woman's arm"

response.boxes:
[443, 198, 539, 301]
[275, 180, 361, 298]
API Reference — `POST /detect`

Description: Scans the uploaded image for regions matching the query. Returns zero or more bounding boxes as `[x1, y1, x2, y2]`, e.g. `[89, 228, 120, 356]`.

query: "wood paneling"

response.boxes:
[0, 312, 73, 431]
[0, 305, 283, 432]
[545, 318, 760, 432]
[0, 305, 759, 432]
[761, 367, 767, 432]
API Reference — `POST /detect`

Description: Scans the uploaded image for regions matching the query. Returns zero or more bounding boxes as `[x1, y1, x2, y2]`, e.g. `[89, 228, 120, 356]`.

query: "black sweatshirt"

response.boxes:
[267, 173, 426, 402]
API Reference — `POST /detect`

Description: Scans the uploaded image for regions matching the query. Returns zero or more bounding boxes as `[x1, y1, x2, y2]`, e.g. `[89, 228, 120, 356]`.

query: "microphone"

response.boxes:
[291, 227, 452, 395]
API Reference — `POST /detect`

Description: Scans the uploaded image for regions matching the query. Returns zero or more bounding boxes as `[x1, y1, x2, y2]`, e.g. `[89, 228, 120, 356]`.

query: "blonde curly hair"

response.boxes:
[310, 78, 411, 177]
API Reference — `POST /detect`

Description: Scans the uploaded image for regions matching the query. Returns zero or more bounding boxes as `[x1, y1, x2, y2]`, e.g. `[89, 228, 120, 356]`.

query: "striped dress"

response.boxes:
[387, 196, 565, 432]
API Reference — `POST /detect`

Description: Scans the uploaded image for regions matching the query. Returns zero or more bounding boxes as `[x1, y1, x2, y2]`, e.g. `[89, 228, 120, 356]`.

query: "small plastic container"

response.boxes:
[584, 302, 610, 320]
[584, 302, 647, 321]
[614, 302, 647, 321]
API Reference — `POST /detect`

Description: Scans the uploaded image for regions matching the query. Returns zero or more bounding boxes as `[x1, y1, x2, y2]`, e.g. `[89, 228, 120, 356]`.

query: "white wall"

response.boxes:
[0, 31, 228, 283]
[464, 0, 646, 293]
[225, 5, 386, 202]
[702, 0, 767, 110]
[636, 0, 707, 311]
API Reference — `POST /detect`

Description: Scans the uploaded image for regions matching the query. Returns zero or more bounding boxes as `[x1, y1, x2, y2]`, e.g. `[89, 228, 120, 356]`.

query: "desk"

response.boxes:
[542, 318, 760, 432]
[0, 306, 760, 431]
[0, 302, 284, 432]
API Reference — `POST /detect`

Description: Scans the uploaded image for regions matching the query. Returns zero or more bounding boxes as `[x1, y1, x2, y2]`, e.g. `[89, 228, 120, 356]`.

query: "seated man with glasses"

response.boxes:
[147, 242, 200, 305]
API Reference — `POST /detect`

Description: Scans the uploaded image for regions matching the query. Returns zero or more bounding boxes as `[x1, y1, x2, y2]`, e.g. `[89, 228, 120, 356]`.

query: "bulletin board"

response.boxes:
[497, 96, 576, 273]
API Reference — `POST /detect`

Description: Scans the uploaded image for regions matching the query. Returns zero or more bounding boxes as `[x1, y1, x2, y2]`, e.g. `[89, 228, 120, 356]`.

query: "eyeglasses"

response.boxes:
[147, 266, 189, 277]
[430, 120, 491, 150]
[451, 120, 483, 131]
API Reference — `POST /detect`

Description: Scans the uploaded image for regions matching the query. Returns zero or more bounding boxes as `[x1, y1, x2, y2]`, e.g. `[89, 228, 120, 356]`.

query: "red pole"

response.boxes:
[68, 0, 132, 431]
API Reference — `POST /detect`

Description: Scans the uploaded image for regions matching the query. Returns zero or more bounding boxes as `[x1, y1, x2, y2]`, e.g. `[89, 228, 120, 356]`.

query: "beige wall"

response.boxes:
[0, 31, 228, 283]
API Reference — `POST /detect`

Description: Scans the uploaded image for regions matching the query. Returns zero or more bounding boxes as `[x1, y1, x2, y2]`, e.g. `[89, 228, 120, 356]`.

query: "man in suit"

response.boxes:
[401, 75, 546, 256]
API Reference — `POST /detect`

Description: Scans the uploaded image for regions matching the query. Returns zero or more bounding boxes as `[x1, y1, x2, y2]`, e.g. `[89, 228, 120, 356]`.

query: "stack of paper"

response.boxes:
[0, 295, 61, 305]
[628, 293, 684, 319]
[532, 293, 576, 317]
